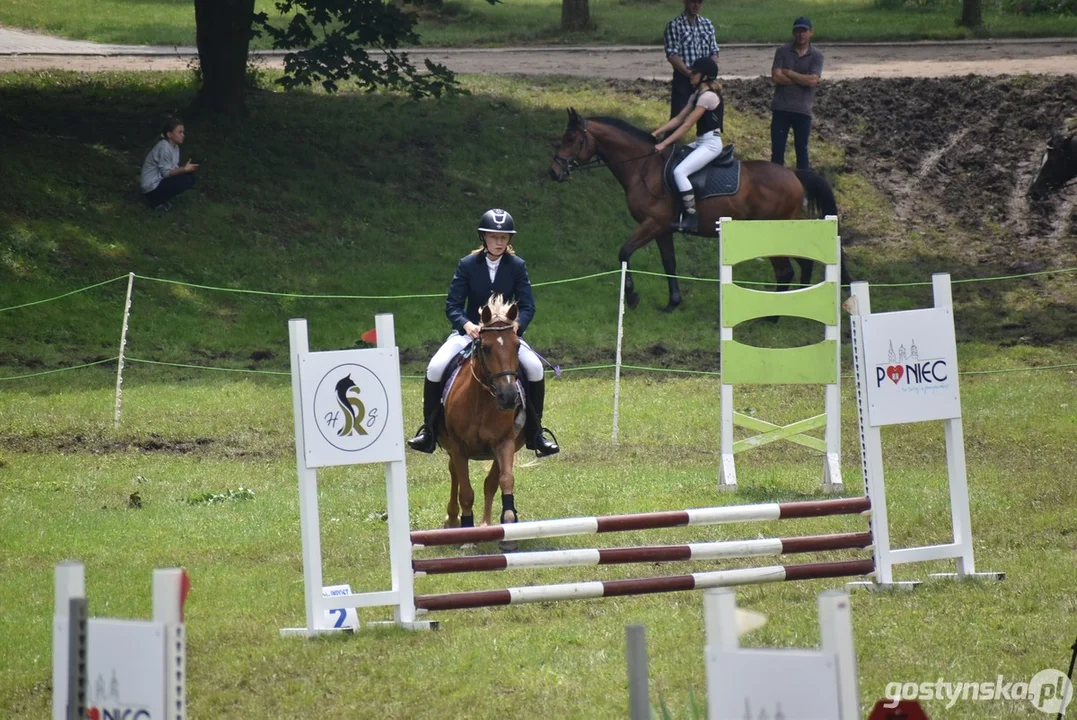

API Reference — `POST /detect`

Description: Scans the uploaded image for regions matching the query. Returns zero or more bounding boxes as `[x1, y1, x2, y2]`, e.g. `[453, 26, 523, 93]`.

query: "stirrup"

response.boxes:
[407, 425, 437, 453]
[530, 426, 560, 457]
[673, 212, 699, 233]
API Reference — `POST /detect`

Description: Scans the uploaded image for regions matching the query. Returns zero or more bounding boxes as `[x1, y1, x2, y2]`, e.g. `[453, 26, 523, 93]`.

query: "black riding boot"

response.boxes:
[525, 379, 559, 457]
[407, 379, 442, 453]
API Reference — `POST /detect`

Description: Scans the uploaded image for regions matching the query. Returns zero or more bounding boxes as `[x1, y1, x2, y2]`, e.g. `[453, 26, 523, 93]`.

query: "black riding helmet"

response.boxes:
[690, 57, 719, 83]
[477, 208, 517, 245]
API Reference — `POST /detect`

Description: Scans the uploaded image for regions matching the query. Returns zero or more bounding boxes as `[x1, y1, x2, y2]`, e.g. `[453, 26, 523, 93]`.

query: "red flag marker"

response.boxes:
[360, 329, 377, 344]
[869, 700, 929, 719]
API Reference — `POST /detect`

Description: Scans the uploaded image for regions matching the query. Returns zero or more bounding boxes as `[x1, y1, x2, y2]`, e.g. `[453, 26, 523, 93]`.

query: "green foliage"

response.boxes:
[1003, 0, 1077, 14]
[2, 0, 1077, 46]
[253, 0, 484, 96]
[872, 0, 943, 8]
[185, 486, 256, 505]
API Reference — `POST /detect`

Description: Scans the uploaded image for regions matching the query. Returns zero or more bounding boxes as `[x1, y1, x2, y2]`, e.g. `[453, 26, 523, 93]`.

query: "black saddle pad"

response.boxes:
[663, 143, 741, 200]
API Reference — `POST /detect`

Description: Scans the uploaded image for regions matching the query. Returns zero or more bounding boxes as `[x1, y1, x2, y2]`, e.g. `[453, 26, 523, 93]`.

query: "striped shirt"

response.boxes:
[664, 13, 719, 66]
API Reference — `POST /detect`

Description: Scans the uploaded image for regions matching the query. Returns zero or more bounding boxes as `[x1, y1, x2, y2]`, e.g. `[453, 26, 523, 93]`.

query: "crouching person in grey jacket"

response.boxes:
[140, 117, 198, 211]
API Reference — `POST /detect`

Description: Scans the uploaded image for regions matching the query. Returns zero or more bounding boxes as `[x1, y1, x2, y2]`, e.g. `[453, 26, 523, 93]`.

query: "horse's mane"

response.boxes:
[483, 294, 517, 326]
[590, 116, 657, 146]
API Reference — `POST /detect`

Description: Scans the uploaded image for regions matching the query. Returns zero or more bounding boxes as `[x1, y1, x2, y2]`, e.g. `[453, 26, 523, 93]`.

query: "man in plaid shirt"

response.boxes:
[664, 0, 721, 128]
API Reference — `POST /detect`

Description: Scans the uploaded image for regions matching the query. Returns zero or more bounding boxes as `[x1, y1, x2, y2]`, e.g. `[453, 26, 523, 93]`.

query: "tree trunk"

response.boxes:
[193, 0, 256, 116]
[561, 0, 591, 32]
[959, 0, 982, 29]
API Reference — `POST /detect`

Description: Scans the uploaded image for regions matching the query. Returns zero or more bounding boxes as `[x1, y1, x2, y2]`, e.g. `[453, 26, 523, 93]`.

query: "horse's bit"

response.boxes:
[470, 324, 519, 396]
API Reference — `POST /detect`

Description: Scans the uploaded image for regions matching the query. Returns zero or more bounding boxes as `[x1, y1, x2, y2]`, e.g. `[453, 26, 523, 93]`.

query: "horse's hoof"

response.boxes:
[443, 516, 461, 529]
[460, 542, 476, 550]
[660, 300, 682, 313]
[499, 540, 518, 553]
[627, 293, 641, 311]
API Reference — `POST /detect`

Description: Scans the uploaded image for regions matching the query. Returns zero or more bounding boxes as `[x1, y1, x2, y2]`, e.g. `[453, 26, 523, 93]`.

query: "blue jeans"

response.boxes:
[144, 173, 196, 207]
[770, 110, 812, 169]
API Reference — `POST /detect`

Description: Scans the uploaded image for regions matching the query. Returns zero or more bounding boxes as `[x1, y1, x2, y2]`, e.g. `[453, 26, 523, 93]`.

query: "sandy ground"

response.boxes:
[2, 39, 1077, 78]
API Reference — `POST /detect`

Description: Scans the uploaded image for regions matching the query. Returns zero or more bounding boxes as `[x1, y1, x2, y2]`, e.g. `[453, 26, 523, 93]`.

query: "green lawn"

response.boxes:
[2, 370, 1075, 718]
[1, 0, 1075, 47]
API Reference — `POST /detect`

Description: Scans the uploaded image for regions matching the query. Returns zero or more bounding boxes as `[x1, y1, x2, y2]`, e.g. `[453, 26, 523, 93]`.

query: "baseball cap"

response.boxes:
[793, 16, 813, 29]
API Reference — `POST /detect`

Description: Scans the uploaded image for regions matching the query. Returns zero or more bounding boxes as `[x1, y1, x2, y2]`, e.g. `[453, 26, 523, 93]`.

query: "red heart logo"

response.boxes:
[886, 365, 904, 384]
[87, 709, 101, 720]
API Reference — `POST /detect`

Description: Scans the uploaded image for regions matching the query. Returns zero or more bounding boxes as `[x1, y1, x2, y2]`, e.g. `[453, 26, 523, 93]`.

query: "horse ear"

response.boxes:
[568, 107, 579, 126]
[506, 303, 519, 323]
[480, 305, 492, 326]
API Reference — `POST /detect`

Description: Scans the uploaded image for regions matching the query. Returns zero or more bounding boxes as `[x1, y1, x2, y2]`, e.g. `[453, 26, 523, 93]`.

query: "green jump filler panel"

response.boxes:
[718, 217, 842, 493]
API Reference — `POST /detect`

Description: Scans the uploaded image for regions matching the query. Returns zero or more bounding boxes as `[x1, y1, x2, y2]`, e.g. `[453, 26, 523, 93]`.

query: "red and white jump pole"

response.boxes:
[413, 531, 873, 576]
[411, 497, 871, 548]
[414, 559, 875, 612]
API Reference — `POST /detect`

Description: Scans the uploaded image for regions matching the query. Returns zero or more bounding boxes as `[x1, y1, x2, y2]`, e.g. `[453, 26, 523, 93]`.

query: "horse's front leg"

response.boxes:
[494, 441, 518, 551]
[444, 453, 461, 529]
[480, 459, 499, 527]
[451, 452, 475, 529]
[618, 218, 665, 311]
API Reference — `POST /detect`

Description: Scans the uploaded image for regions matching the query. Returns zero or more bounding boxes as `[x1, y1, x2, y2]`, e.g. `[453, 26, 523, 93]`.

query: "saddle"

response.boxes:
[663, 143, 741, 204]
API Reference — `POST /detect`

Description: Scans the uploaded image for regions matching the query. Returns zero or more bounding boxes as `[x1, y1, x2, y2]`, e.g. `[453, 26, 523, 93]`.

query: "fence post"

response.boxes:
[113, 272, 135, 430]
[612, 261, 627, 444]
[625, 624, 650, 720]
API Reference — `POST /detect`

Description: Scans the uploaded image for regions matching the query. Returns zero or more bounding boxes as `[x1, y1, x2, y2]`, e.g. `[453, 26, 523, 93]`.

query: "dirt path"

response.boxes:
[2, 32, 1076, 78]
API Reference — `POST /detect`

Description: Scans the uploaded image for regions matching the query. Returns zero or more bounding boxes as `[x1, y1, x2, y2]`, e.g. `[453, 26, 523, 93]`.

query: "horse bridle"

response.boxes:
[470, 324, 519, 396]
[552, 123, 599, 175]
[552, 120, 659, 176]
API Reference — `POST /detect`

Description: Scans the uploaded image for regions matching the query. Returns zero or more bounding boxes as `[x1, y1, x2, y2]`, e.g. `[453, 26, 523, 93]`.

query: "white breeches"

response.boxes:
[427, 332, 544, 382]
[673, 132, 724, 193]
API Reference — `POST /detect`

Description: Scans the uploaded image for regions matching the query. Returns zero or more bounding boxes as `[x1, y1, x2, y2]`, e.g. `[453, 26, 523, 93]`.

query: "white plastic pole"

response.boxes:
[152, 568, 188, 624]
[612, 261, 627, 444]
[288, 319, 323, 633]
[113, 272, 135, 430]
[376, 314, 419, 625]
[818, 591, 859, 720]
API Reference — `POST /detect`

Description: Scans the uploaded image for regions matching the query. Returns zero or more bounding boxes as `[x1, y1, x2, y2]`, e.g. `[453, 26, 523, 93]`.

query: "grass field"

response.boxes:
[2, 70, 1076, 717]
[1, 0, 1076, 48]
[2, 370, 1076, 718]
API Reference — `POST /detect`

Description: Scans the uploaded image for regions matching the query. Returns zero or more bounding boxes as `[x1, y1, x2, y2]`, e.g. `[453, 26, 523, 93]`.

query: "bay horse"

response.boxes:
[1029, 128, 1077, 201]
[438, 295, 526, 548]
[549, 108, 851, 312]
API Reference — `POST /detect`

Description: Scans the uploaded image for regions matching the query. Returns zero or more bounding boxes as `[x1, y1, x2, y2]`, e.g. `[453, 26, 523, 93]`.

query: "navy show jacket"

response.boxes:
[445, 251, 535, 336]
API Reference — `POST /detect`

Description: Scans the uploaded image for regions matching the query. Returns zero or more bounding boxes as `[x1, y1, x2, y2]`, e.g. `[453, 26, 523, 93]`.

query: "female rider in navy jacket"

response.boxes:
[407, 209, 559, 457]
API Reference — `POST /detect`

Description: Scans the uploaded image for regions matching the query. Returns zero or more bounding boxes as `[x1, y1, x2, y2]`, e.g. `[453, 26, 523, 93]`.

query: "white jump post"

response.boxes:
[113, 272, 135, 430]
[281, 313, 434, 636]
[612, 261, 627, 445]
[52, 561, 188, 720]
[846, 273, 1004, 589]
[704, 588, 860, 720]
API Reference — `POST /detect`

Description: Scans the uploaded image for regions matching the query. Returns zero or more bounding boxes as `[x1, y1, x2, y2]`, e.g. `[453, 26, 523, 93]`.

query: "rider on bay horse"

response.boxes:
[407, 208, 560, 457]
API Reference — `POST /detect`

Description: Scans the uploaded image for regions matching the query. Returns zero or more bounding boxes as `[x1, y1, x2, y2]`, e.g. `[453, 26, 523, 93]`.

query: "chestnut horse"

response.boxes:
[438, 295, 526, 547]
[549, 108, 851, 312]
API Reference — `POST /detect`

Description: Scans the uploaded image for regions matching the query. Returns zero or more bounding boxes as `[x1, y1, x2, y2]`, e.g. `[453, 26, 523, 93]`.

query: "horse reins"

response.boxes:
[553, 119, 661, 175]
[553, 124, 667, 201]
[470, 324, 519, 397]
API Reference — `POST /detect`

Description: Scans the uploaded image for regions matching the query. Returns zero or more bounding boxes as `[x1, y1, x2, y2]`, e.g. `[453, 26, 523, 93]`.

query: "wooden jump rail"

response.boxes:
[410, 496, 871, 548]
[413, 531, 874, 576]
[414, 559, 876, 612]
